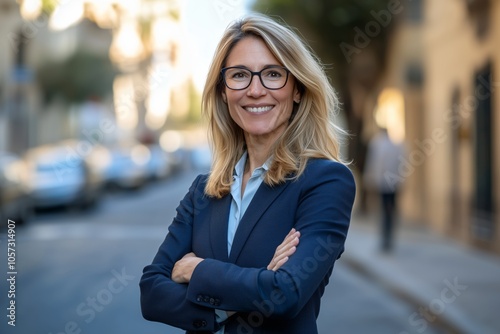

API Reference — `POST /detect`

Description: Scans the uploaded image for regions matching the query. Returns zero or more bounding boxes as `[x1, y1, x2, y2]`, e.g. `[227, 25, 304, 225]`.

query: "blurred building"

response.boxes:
[0, 0, 114, 151]
[366, 0, 499, 252]
[111, 0, 202, 143]
[0, 0, 203, 156]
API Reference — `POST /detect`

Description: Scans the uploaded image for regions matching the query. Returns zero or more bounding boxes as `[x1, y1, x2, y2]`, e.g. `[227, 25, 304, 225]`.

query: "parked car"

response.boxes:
[144, 144, 172, 181]
[24, 141, 102, 210]
[0, 152, 32, 227]
[99, 142, 149, 190]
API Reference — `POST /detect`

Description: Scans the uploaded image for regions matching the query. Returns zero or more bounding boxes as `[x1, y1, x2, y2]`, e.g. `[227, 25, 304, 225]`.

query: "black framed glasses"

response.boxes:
[221, 66, 290, 90]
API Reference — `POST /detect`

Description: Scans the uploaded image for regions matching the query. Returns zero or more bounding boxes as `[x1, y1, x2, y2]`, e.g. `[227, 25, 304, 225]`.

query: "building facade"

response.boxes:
[371, 0, 499, 252]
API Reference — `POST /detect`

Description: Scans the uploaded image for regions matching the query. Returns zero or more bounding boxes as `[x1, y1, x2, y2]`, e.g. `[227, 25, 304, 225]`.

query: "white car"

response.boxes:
[99, 143, 149, 189]
[24, 142, 102, 209]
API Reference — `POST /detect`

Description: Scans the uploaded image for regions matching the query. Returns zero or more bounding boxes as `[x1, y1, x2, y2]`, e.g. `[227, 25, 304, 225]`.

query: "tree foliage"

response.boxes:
[253, 0, 392, 88]
[36, 51, 117, 104]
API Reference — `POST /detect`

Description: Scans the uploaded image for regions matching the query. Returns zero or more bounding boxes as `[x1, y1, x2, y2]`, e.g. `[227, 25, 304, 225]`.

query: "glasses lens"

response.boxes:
[224, 68, 252, 90]
[261, 67, 288, 89]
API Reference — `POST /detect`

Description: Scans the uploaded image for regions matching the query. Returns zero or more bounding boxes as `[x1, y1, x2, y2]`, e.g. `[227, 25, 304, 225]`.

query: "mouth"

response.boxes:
[243, 105, 274, 114]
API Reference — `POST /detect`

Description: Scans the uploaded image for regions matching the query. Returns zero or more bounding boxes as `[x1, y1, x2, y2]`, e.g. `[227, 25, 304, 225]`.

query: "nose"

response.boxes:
[246, 74, 267, 97]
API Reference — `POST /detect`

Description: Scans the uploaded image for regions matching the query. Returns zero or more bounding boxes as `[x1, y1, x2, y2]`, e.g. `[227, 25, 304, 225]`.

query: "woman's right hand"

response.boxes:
[267, 228, 300, 271]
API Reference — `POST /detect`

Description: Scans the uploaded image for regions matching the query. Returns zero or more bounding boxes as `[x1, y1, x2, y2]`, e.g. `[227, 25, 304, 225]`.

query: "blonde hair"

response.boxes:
[203, 13, 345, 198]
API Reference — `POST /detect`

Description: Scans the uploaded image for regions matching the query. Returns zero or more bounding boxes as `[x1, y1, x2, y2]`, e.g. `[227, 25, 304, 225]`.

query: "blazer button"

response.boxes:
[196, 295, 203, 302]
[203, 296, 210, 303]
[201, 320, 207, 327]
[215, 298, 221, 306]
[209, 298, 215, 305]
[193, 320, 202, 328]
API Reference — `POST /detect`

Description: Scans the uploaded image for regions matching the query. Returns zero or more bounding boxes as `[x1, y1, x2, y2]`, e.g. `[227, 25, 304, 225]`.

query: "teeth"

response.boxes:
[245, 106, 273, 113]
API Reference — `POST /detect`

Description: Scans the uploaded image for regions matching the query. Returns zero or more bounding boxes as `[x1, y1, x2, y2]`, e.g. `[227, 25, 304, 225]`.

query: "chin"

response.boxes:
[245, 128, 278, 137]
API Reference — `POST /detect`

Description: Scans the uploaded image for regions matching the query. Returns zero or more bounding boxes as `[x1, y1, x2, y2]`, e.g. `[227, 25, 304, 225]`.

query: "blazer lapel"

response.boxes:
[228, 180, 290, 263]
[209, 194, 231, 262]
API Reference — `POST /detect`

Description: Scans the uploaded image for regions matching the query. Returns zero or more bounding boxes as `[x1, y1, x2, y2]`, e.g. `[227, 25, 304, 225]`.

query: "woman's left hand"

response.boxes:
[172, 252, 204, 284]
[267, 228, 300, 271]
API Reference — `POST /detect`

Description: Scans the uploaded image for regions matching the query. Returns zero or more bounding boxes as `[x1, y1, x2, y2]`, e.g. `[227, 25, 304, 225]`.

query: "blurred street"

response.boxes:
[3, 165, 498, 334]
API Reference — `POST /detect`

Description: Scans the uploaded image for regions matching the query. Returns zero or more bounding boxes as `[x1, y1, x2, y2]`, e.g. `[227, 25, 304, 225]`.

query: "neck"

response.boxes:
[244, 134, 274, 172]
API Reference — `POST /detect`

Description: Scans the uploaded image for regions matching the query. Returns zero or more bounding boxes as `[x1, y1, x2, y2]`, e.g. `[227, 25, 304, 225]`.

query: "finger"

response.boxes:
[267, 243, 296, 271]
[276, 235, 300, 255]
[278, 229, 296, 248]
[268, 230, 300, 270]
[283, 229, 298, 245]
[267, 249, 284, 270]
[276, 231, 300, 253]
[270, 257, 287, 271]
[275, 238, 298, 259]
[271, 246, 296, 269]
[271, 256, 289, 271]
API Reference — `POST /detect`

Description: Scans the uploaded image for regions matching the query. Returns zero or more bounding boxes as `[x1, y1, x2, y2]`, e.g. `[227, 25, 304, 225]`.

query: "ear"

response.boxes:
[293, 85, 301, 104]
[222, 91, 227, 103]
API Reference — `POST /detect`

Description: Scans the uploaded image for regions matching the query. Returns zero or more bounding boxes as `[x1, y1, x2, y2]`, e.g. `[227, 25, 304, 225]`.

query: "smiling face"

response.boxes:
[222, 36, 301, 144]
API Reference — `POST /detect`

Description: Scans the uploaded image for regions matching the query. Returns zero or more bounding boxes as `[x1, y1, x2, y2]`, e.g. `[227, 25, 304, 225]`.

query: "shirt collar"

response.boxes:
[234, 151, 271, 178]
[234, 152, 247, 178]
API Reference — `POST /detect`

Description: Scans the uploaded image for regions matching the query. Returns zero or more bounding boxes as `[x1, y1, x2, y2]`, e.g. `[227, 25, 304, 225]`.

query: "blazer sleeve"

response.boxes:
[140, 174, 220, 332]
[186, 160, 356, 319]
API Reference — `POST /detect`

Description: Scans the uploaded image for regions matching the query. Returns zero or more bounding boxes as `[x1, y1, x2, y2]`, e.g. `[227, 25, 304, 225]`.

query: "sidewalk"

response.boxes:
[343, 214, 500, 334]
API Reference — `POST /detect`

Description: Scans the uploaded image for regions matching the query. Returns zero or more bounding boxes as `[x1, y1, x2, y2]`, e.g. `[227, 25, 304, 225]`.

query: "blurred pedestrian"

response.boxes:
[140, 14, 355, 334]
[364, 127, 406, 252]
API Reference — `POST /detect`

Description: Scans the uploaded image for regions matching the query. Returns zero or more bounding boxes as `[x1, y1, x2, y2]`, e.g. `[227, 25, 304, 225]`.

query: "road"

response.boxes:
[0, 168, 443, 334]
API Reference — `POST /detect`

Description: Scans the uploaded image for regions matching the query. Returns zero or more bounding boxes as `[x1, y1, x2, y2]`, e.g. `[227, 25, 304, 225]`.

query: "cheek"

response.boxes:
[225, 90, 241, 106]
[228, 105, 239, 122]
[226, 98, 243, 123]
[278, 93, 295, 117]
[227, 95, 239, 110]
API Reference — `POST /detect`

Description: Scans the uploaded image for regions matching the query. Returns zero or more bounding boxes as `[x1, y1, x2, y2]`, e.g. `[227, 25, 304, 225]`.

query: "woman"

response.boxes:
[140, 13, 356, 334]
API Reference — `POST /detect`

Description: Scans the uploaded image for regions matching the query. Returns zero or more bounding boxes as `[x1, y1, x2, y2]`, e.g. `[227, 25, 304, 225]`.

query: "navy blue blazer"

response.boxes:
[140, 159, 356, 333]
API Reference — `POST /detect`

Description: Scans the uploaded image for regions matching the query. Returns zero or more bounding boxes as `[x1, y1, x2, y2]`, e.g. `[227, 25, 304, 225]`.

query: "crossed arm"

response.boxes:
[172, 227, 301, 282]
[171, 228, 301, 319]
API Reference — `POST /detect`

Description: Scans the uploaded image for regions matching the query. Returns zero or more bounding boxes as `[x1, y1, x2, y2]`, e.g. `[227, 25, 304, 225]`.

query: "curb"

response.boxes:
[341, 255, 465, 334]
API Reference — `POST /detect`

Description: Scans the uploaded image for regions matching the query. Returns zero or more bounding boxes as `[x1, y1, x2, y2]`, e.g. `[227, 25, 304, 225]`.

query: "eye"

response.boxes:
[227, 69, 250, 80]
[263, 68, 285, 79]
[232, 72, 244, 78]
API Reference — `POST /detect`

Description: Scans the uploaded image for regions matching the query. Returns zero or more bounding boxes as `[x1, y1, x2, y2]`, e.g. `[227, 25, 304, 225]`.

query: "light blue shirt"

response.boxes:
[215, 151, 269, 333]
[227, 151, 269, 254]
